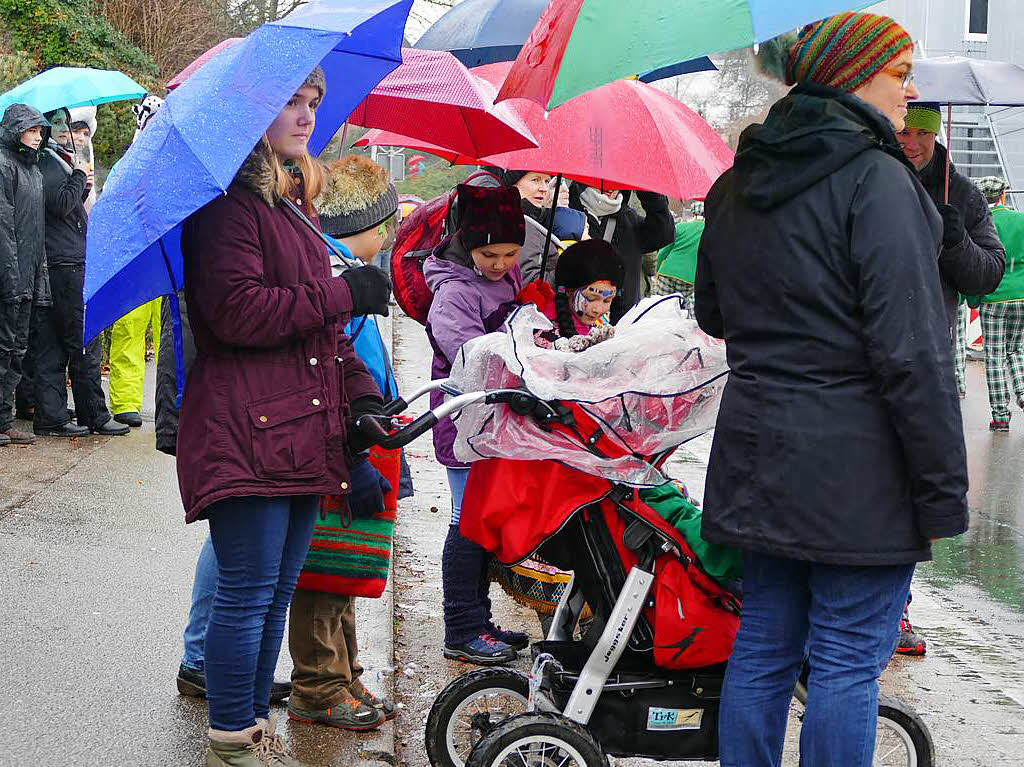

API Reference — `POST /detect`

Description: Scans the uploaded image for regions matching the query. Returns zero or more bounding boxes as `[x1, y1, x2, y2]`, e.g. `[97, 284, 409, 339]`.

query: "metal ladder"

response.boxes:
[947, 113, 1008, 181]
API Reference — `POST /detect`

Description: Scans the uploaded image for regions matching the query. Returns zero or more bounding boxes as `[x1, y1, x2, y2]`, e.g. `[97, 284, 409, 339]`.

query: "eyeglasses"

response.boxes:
[881, 66, 915, 90]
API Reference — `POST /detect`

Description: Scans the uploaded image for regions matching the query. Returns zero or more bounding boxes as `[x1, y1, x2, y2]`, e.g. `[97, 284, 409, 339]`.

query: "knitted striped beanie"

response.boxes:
[786, 12, 913, 93]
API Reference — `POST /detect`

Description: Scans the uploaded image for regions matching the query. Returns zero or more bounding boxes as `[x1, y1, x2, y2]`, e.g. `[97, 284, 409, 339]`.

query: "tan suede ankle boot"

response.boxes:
[206, 716, 300, 766]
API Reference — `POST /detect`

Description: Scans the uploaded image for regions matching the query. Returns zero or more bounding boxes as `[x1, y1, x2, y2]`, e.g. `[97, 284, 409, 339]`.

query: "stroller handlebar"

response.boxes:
[380, 378, 461, 417]
[358, 387, 559, 450]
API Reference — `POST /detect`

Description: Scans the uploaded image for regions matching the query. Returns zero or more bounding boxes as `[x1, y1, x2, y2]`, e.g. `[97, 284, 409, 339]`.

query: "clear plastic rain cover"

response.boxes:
[448, 295, 729, 486]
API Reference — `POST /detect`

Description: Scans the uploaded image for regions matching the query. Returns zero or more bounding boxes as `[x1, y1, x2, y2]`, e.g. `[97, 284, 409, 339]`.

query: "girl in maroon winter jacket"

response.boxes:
[176, 68, 392, 763]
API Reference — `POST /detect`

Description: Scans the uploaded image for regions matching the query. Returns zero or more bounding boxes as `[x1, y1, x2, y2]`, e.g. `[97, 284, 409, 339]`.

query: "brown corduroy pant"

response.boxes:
[288, 589, 363, 709]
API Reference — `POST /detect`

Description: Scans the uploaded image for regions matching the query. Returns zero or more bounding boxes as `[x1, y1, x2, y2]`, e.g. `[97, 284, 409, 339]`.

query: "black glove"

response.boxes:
[347, 396, 385, 454]
[340, 265, 392, 317]
[937, 203, 966, 247]
[346, 456, 392, 519]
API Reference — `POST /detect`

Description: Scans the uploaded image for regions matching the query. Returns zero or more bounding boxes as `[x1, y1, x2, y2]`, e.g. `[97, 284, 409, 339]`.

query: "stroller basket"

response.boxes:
[531, 641, 724, 760]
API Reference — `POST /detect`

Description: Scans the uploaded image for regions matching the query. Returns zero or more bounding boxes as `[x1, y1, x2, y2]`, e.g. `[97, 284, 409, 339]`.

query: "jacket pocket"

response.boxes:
[247, 387, 328, 480]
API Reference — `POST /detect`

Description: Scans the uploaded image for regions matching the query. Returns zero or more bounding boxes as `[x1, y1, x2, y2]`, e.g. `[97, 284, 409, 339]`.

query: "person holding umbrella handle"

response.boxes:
[174, 66, 390, 766]
[897, 103, 1005, 406]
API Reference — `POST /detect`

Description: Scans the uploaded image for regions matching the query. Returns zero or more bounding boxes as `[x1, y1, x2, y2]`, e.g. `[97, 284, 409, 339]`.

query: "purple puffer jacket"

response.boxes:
[425, 236, 523, 467]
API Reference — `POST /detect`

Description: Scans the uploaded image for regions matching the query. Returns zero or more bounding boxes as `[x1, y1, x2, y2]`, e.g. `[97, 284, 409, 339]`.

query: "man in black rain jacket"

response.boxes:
[0, 103, 50, 446]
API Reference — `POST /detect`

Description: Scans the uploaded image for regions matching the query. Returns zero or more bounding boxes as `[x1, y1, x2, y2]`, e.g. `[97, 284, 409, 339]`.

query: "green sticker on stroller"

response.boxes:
[646, 707, 704, 731]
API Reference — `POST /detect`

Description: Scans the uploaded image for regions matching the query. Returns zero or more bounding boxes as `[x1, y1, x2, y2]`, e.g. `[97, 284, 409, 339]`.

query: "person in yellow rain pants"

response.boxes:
[106, 95, 166, 429]
[108, 299, 160, 427]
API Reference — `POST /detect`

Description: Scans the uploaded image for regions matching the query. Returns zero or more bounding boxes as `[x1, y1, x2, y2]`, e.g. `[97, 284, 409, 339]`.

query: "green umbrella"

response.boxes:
[0, 67, 147, 117]
[498, 0, 877, 109]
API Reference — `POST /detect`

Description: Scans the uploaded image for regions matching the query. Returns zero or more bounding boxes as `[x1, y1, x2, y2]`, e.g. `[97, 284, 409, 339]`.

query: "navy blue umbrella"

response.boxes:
[83, 0, 412, 343]
[414, 0, 715, 80]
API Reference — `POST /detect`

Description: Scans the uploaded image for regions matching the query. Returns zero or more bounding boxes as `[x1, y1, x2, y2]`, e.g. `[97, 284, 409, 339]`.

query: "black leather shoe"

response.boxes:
[35, 422, 91, 438]
[92, 420, 130, 436]
[113, 412, 143, 427]
[176, 664, 291, 703]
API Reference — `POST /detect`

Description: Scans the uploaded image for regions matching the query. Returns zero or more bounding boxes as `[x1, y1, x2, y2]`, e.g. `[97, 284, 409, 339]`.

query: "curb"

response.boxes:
[379, 308, 398, 764]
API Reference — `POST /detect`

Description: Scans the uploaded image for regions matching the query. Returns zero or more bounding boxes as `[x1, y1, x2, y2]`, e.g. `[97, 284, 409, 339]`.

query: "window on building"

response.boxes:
[965, 0, 989, 39]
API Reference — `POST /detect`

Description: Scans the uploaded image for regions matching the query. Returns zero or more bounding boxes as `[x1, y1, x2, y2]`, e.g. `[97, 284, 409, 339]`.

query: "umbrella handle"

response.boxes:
[280, 196, 361, 268]
[538, 173, 563, 283]
[339, 122, 349, 158]
[945, 105, 952, 204]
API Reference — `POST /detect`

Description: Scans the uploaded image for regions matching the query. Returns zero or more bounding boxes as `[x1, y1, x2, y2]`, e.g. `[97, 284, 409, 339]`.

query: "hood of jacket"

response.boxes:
[0, 104, 51, 164]
[424, 234, 477, 290]
[43, 140, 74, 174]
[733, 83, 913, 211]
[233, 137, 277, 206]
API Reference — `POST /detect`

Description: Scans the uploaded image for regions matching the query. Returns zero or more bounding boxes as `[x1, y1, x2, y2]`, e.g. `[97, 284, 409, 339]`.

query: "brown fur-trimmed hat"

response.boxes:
[317, 154, 397, 237]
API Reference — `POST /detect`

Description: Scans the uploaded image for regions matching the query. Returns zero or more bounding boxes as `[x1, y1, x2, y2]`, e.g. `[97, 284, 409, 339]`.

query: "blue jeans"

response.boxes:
[719, 552, 914, 767]
[446, 467, 470, 525]
[182, 536, 217, 671]
[205, 495, 317, 731]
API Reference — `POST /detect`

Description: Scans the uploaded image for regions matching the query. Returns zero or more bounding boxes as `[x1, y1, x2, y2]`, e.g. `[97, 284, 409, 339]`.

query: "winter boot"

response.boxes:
[206, 715, 299, 766]
[113, 411, 143, 427]
[896, 606, 927, 656]
[287, 687, 384, 731]
[349, 678, 397, 721]
[3, 428, 36, 444]
[178, 664, 291, 703]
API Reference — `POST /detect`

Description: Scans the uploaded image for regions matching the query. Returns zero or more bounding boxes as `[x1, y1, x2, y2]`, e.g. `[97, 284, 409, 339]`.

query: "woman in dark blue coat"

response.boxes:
[694, 12, 969, 766]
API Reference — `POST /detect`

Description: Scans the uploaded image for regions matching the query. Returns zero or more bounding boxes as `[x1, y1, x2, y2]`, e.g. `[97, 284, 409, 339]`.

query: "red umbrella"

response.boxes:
[166, 38, 243, 91]
[357, 61, 732, 200]
[346, 49, 535, 157]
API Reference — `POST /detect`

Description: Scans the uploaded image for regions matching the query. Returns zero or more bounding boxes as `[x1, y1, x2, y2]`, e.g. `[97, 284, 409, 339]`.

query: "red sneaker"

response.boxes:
[896, 608, 927, 656]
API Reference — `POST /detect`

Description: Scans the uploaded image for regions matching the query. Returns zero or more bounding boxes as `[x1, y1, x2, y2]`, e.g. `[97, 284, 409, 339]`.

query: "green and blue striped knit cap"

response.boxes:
[786, 12, 913, 93]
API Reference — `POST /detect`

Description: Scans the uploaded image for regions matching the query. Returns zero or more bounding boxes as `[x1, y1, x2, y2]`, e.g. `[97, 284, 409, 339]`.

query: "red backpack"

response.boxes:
[391, 170, 499, 324]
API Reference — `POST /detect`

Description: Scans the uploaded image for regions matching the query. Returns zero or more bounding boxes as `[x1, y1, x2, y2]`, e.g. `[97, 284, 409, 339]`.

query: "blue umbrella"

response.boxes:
[0, 67, 147, 117]
[413, 0, 715, 80]
[83, 0, 413, 343]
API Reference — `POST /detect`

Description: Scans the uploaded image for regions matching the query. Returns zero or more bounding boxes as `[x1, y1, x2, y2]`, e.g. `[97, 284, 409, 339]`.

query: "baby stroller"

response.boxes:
[356, 299, 934, 767]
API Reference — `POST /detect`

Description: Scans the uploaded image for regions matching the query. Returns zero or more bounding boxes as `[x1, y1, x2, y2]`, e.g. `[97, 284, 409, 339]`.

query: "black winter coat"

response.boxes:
[569, 186, 674, 318]
[155, 292, 196, 456]
[0, 104, 51, 305]
[916, 142, 1005, 326]
[39, 144, 89, 268]
[694, 83, 969, 566]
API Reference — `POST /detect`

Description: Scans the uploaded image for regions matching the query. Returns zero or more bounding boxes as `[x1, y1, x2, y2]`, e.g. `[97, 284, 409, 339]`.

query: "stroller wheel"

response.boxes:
[426, 668, 530, 767]
[467, 711, 608, 767]
[873, 695, 933, 767]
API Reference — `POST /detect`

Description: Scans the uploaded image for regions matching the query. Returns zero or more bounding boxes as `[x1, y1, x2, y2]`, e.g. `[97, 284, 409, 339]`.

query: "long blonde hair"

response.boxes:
[272, 148, 324, 204]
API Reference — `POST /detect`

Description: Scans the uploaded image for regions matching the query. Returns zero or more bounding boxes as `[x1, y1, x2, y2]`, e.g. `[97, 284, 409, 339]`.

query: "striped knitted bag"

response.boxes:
[297, 494, 396, 598]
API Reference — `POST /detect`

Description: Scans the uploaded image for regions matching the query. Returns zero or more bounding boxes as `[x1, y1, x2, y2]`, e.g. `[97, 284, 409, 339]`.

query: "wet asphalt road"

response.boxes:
[2, 318, 1024, 765]
[0, 359, 397, 766]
